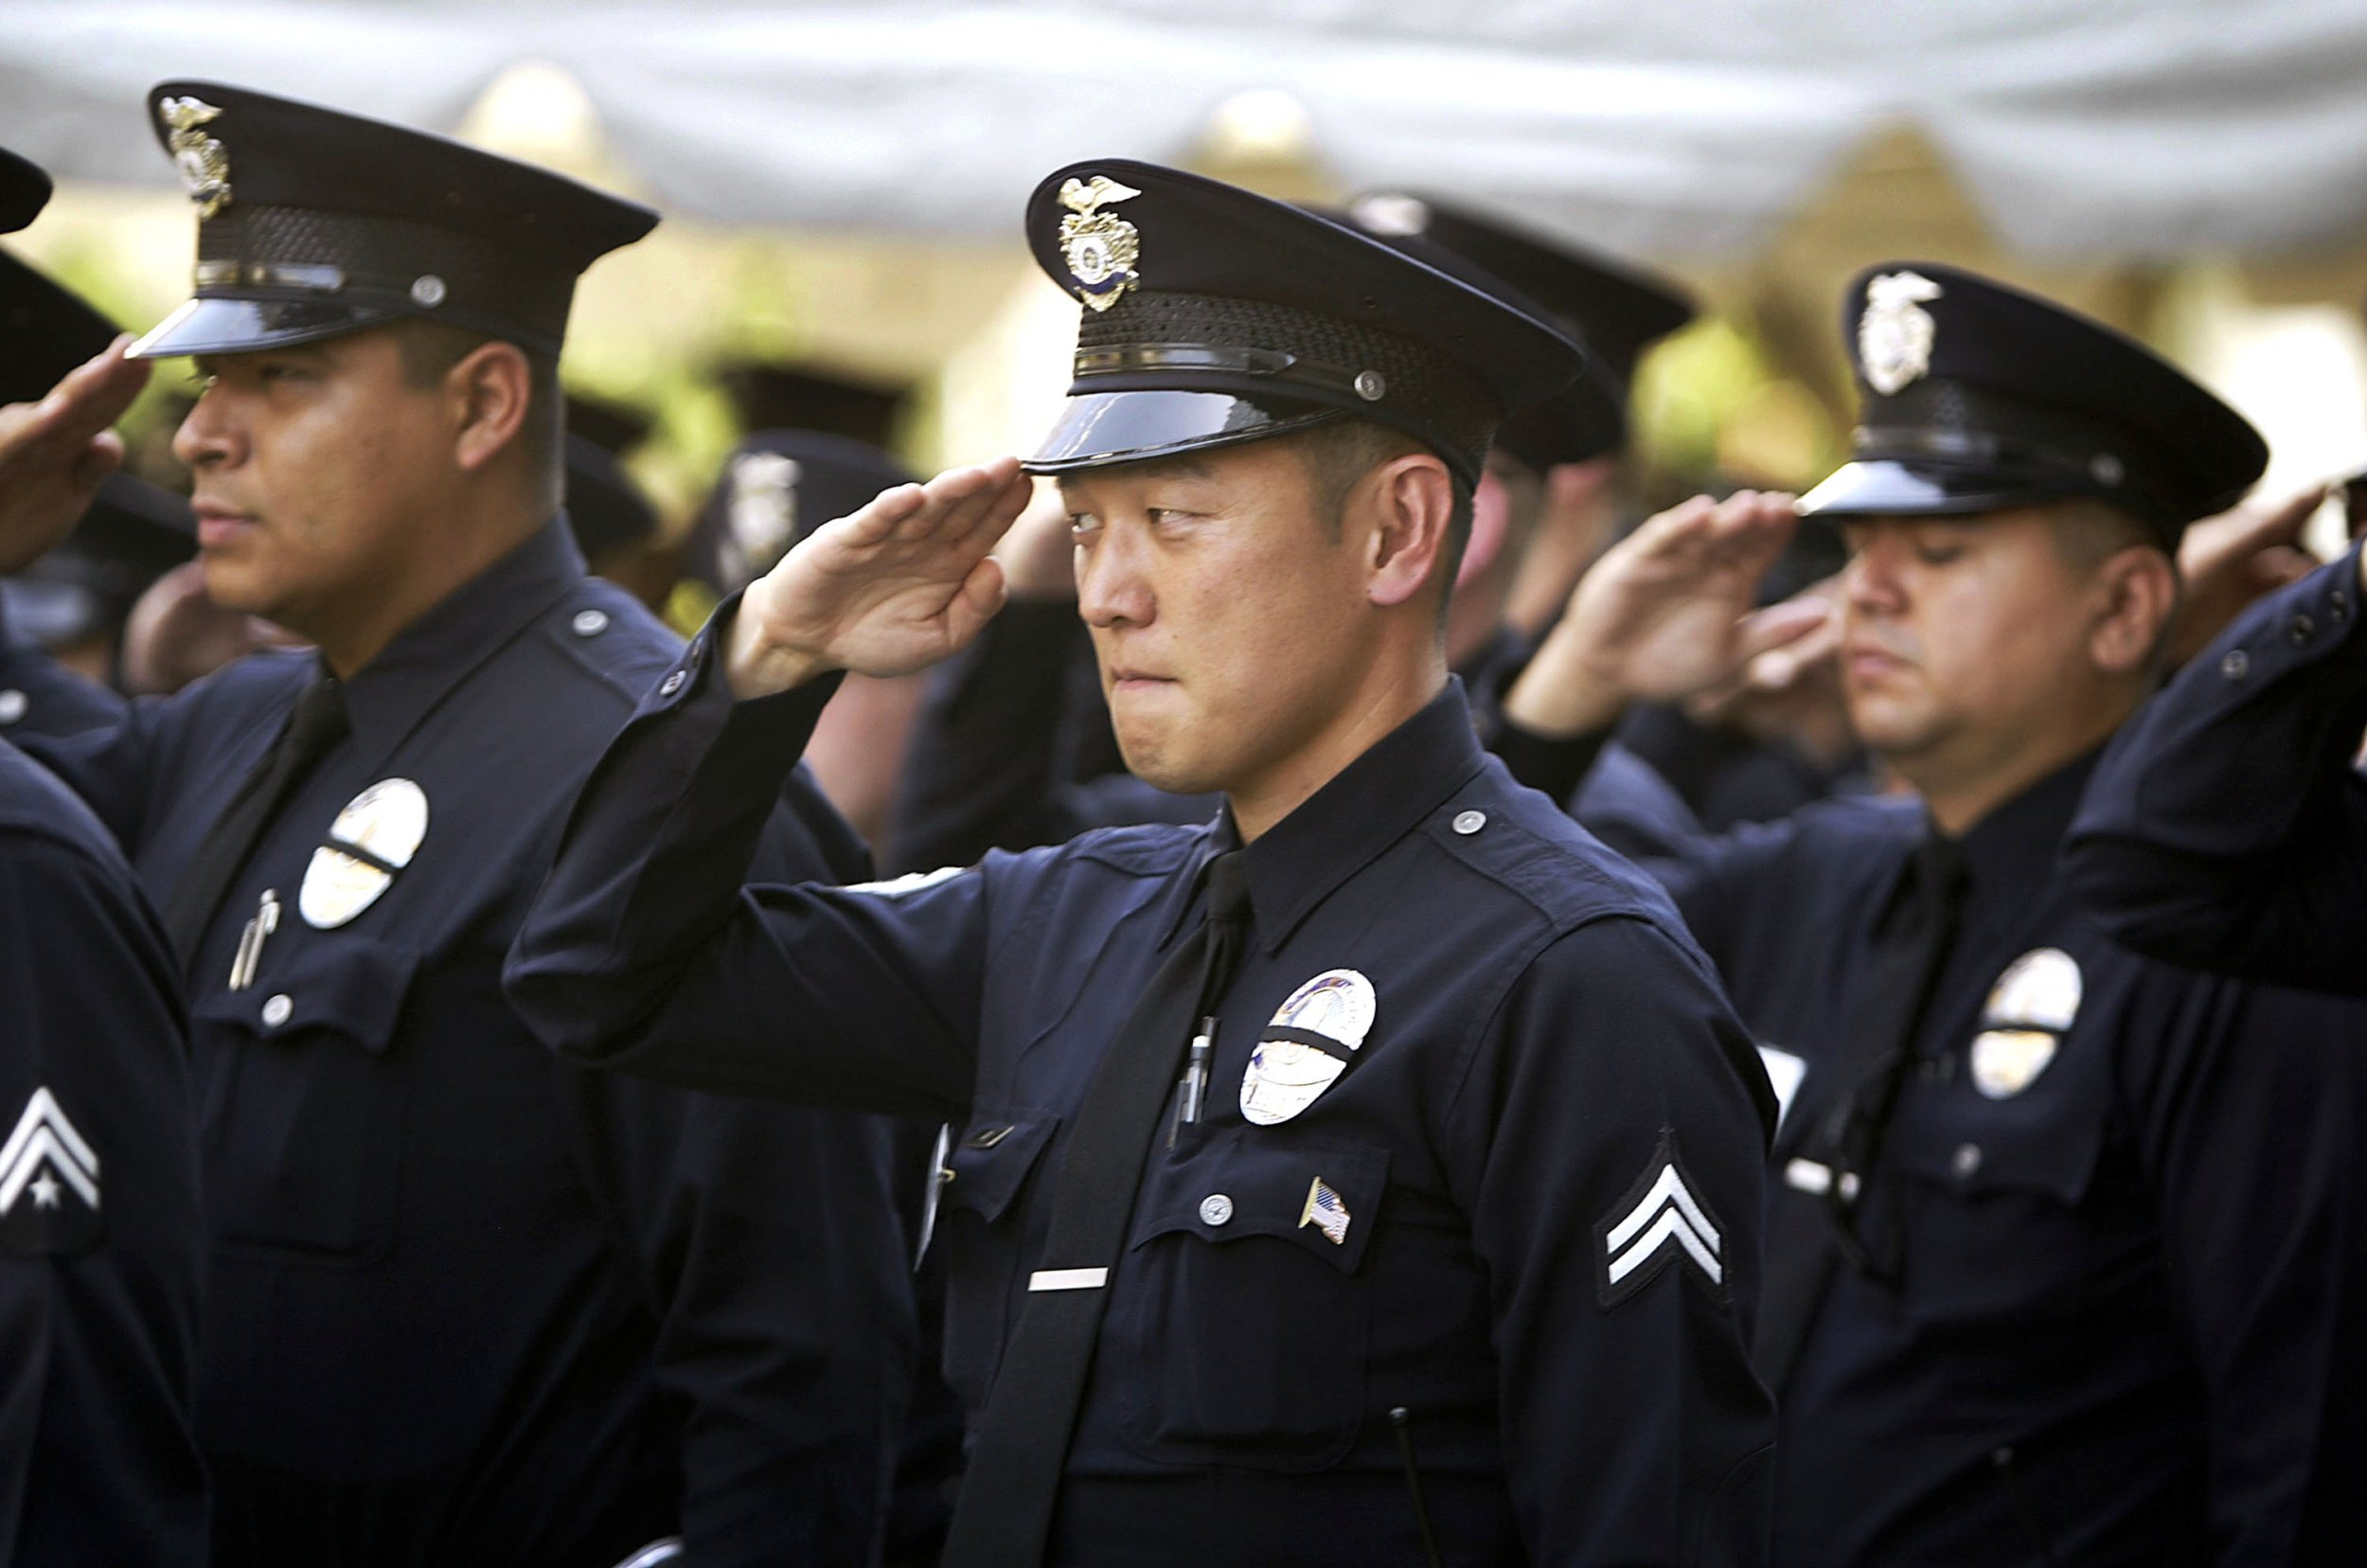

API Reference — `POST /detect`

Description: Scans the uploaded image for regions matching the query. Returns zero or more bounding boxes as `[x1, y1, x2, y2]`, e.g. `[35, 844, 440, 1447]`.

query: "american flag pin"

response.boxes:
[1299, 1175, 1350, 1245]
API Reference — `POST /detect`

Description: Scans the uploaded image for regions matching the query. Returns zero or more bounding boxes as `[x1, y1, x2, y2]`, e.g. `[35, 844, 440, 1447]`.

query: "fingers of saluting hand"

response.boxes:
[26, 336, 150, 451]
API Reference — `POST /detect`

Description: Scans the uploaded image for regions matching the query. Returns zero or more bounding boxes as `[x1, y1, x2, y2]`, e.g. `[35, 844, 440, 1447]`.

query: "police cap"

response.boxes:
[1022, 160, 1583, 489]
[126, 80, 657, 363]
[1348, 192, 1693, 469]
[1800, 262, 2266, 544]
[0, 147, 52, 235]
[685, 431, 918, 597]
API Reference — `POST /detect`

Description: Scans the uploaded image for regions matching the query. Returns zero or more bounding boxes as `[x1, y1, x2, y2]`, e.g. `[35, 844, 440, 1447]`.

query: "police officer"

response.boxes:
[1501, 262, 2367, 1561]
[0, 85, 914, 1565]
[0, 140, 206, 1568]
[2062, 512, 2367, 991]
[508, 160, 1777, 1565]
[885, 195, 1703, 874]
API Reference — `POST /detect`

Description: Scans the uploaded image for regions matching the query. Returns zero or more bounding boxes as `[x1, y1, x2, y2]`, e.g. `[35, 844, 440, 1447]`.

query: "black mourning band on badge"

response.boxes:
[133, 203, 576, 359]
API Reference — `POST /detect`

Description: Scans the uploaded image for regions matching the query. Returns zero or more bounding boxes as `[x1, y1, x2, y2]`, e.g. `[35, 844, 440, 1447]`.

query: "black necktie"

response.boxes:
[1753, 832, 1969, 1393]
[941, 850, 1255, 1568]
[162, 670, 349, 971]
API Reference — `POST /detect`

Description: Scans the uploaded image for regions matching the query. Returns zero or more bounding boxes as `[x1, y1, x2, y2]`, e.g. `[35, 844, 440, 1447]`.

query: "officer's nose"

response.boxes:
[172, 381, 243, 472]
[1077, 519, 1154, 630]
[1843, 528, 1909, 618]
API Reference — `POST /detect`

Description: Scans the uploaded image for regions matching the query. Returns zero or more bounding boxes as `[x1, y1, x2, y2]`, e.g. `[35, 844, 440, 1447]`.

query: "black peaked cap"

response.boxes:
[1023, 159, 1583, 488]
[684, 430, 919, 597]
[0, 148, 53, 235]
[1, 253, 119, 405]
[129, 80, 656, 361]
[1803, 261, 2265, 543]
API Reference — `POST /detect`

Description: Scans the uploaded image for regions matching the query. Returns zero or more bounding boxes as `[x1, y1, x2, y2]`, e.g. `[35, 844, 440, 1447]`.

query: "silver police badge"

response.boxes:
[300, 778, 430, 929]
[1057, 175, 1143, 313]
[723, 451, 802, 590]
[1968, 947, 2082, 1099]
[1240, 969, 1377, 1126]
[159, 95, 233, 219]
[1859, 270, 1944, 396]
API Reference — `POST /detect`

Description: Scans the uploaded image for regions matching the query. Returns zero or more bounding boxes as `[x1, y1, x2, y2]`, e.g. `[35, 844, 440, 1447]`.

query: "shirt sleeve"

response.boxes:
[2124, 974, 2367, 1559]
[2063, 543, 2367, 992]
[0, 823, 207, 1566]
[1455, 914, 1775, 1565]
[505, 607, 992, 1117]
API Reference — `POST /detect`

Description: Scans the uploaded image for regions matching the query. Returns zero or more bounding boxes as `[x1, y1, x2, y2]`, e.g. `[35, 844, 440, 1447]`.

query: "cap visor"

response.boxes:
[1796, 458, 2056, 521]
[1023, 389, 1338, 475]
[127, 295, 401, 360]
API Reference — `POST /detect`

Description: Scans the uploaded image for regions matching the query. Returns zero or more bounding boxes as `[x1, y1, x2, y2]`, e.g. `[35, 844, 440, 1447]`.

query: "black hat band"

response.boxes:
[1856, 378, 2180, 533]
[1075, 290, 1499, 483]
[195, 204, 572, 355]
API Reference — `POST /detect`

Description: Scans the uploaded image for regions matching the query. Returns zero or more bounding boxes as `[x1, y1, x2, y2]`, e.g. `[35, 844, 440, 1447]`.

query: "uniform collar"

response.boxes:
[1905, 746, 2102, 941]
[340, 517, 585, 750]
[1160, 678, 1487, 955]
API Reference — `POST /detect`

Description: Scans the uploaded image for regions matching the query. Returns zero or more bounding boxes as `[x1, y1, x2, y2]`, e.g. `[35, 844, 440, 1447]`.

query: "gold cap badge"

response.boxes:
[159, 96, 233, 219]
[1859, 270, 1943, 396]
[1058, 175, 1143, 313]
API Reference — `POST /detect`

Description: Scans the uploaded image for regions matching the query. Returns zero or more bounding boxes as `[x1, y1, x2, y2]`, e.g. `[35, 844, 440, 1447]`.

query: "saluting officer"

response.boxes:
[508, 161, 1778, 1565]
[0, 142, 206, 1568]
[2063, 508, 2367, 991]
[886, 193, 1702, 873]
[0, 85, 915, 1566]
[1501, 262, 2367, 1562]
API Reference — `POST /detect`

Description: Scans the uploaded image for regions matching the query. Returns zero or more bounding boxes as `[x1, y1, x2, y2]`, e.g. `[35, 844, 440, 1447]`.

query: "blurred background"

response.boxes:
[8, 0, 2367, 584]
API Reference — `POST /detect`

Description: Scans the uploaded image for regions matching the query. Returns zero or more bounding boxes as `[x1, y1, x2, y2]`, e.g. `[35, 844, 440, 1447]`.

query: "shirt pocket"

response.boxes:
[936, 1106, 1061, 1411]
[1884, 1058, 2115, 1326]
[1108, 1127, 1389, 1470]
[192, 934, 419, 1266]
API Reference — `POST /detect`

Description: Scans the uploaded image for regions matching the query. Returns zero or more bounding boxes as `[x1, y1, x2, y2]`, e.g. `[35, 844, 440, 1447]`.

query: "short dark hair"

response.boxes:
[1288, 417, 1476, 608]
[389, 317, 563, 508]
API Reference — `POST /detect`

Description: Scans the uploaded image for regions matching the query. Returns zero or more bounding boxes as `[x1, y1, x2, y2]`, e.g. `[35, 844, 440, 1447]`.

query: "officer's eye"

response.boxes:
[1146, 508, 1197, 527]
[1067, 513, 1102, 540]
[1913, 542, 1966, 566]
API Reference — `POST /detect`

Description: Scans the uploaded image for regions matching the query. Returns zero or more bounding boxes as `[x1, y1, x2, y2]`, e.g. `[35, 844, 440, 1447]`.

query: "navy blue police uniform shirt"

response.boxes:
[0, 520, 916, 1568]
[2065, 541, 2367, 993]
[890, 597, 1704, 874]
[1651, 752, 2367, 1564]
[0, 738, 207, 1566]
[508, 620, 1782, 1567]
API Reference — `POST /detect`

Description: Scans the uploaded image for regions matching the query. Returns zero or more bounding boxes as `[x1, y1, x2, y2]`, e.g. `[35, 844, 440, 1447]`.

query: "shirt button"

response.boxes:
[2288, 614, 2317, 647]
[1199, 1194, 1235, 1227]
[1451, 810, 1487, 835]
[2332, 589, 2352, 624]
[659, 670, 687, 697]
[2219, 649, 2251, 681]
[261, 993, 294, 1027]
[1951, 1142, 1983, 1180]
[0, 690, 26, 724]
[571, 609, 610, 637]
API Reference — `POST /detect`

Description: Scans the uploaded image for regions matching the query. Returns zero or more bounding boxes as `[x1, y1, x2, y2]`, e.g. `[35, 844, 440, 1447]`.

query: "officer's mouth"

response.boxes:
[1842, 640, 1914, 685]
[191, 500, 261, 550]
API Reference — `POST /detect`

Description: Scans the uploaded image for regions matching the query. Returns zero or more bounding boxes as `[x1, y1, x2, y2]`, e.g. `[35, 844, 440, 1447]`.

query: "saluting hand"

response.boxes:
[0, 336, 151, 575]
[1502, 490, 1811, 738]
[726, 456, 1034, 699]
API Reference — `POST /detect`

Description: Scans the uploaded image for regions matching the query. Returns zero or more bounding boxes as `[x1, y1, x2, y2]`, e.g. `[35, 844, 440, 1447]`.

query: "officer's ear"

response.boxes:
[1362, 452, 1458, 611]
[2085, 541, 2179, 678]
[445, 340, 534, 476]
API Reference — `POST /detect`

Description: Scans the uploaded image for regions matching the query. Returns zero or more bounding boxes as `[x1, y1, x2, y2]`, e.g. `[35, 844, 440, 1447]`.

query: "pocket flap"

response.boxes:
[940, 1108, 1060, 1225]
[1130, 1130, 1388, 1274]
[193, 935, 420, 1056]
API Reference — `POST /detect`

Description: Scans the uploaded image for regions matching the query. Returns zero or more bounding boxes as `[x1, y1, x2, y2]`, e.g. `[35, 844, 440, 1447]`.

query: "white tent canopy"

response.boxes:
[5, 0, 2367, 260]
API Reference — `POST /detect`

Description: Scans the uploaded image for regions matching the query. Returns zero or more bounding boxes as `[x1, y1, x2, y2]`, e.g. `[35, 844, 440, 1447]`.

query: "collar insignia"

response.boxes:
[160, 95, 233, 219]
[1968, 947, 2081, 1098]
[300, 778, 429, 929]
[1859, 270, 1943, 395]
[1058, 175, 1143, 313]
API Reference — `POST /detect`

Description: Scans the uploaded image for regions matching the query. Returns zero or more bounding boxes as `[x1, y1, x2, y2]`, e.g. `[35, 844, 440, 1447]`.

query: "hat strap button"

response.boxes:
[1353, 369, 1387, 401]
[411, 275, 449, 308]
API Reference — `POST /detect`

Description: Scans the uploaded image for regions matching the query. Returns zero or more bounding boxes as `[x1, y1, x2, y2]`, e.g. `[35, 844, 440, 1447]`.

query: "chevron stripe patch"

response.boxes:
[1595, 1131, 1725, 1308]
[0, 1086, 104, 1257]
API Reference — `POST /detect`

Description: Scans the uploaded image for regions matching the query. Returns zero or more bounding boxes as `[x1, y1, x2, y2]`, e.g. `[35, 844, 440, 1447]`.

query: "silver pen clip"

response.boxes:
[228, 888, 280, 991]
